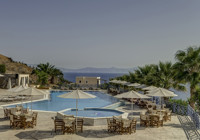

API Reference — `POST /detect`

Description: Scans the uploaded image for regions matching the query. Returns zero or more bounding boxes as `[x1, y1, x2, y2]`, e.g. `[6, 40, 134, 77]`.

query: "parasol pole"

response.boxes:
[76, 98, 78, 132]
[21, 97, 23, 107]
[31, 96, 33, 112]
[131, 99, 134, 115]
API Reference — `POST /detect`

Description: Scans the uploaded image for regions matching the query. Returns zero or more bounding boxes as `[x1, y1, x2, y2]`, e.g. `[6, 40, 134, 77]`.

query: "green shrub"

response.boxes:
[168, 99, 188, 106]
[0, 64, 6, 73]
[101, 83, 109, 89]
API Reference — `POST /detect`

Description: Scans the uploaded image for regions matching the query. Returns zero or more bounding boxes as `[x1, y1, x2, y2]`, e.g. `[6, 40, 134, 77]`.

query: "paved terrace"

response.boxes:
[0, 102, 196, 140]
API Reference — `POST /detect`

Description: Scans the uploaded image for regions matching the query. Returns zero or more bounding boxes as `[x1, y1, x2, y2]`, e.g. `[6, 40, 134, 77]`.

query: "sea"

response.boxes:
[64, 72, 125, 83]
[63, 72, 190, 101]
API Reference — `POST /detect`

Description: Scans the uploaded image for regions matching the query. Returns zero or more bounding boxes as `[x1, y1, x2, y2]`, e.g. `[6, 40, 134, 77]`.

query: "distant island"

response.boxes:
[58, 67, 136, 74]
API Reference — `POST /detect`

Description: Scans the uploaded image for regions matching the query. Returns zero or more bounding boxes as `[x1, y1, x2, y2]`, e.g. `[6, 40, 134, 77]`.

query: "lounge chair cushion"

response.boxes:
[64, 115, 74, 118]
[57, 112, 64, 119]
[113, 115, 122, 121]
[122, 113, 129, 119]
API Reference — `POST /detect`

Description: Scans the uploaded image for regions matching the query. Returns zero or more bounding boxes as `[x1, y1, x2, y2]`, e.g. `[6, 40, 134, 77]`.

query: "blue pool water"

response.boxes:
[63, 108, 123, 118]
[7, 91, 120, 112]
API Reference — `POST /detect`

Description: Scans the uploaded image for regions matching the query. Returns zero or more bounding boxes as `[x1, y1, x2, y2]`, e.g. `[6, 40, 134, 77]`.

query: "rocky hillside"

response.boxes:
[0, 54, 33, 74]
[0, 54, 64, 86]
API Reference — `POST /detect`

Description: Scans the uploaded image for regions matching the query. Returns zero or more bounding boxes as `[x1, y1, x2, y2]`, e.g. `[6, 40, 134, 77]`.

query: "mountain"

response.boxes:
[59, 67, 136, 73]
[28, 64, 136, 73]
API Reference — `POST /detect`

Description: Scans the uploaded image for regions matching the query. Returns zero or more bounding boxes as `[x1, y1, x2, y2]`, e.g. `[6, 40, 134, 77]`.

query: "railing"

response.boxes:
[165, 101, 200, 129]
[187, 105, 200, 129]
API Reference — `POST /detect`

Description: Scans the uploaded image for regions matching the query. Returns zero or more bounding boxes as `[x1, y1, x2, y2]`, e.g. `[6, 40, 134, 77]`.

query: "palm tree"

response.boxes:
[124, 62, 185, 90]
[50, 68, 63, 84]
[134, 64, 159, 86]
[33, 62, 64, 85]
[128, 72, 137, 83]
[116, 74, 130, 81]
[173, 46, 200, 108]
[34, 70, 48, 86]
[36, 62, 55, 74]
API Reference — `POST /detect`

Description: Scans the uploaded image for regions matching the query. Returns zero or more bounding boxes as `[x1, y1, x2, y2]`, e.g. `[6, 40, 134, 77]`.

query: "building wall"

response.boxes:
[0, 74, 29, 89]
[17, 74, 29, 86]
[76, 77, 101, 86]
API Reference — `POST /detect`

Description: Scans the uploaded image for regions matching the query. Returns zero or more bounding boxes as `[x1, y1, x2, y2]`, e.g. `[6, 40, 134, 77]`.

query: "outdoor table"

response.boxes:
[13, 112, 21, 116]
[148, 114, 164, 121]
[144, 113, 164, 127]
[14, 112, 33, 122]
[19, 112, 33, 119]
[20, 113, 34, 129]
[148, 113, 164, 127]
[122, 119, 131, 127]
[157, 109, 166, 113]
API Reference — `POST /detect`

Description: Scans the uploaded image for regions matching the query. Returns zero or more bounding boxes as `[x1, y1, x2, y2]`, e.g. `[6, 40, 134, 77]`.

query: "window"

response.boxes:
[79, 80, 81, 83]
[86, 81, 88, 84]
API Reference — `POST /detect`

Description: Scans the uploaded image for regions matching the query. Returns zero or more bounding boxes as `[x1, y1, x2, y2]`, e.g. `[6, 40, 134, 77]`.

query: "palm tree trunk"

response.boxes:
[190, 87, 195, 109]
[51, 76, 54, 84]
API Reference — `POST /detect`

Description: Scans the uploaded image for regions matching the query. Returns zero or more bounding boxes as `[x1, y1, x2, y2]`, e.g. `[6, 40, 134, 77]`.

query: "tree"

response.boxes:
[128, 72, 137, 83]
[173, 46, 200, 108]
[116, 74, 130, 81]
[156, 61, 185, 90]
[134, 64, 159, 86]
[50, 68, 63, 84]
[0, 64, 6, 73]
[117, 61, 185, 91]
[35, 70, 48, 86]
[32, 62, 64, 85]
[36, 62, 55, 74]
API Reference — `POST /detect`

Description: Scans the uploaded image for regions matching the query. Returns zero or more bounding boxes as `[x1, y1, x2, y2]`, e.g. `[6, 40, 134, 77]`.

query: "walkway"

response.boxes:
[0, 104, 189, 140]
[178, 115, 200, 140]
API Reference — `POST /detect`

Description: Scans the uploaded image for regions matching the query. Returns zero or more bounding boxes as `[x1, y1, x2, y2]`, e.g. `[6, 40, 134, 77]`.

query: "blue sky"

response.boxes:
[1, 0, 200, 69]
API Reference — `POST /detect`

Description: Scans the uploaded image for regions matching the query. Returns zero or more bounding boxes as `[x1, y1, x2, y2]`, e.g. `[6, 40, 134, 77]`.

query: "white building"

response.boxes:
[76, 77, 101, 87]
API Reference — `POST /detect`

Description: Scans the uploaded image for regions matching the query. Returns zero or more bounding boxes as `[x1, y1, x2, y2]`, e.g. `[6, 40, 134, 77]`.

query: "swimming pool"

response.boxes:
[6, 91, 120, 112]
[63, 108, 123, 118]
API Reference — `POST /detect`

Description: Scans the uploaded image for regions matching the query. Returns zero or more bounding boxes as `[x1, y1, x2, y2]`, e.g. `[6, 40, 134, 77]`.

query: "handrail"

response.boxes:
[187, 105, 200, 129]
[165, 101, 200, 129]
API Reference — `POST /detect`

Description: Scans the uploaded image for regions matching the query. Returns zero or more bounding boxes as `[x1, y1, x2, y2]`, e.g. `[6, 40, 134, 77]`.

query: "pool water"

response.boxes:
[63, 108, 123, 118]
[7, 91, 120, 112]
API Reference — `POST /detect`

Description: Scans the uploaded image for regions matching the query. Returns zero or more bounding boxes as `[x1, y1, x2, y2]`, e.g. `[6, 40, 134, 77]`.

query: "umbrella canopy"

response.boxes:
[128, 83, 140, 87]
[8, 85, 28, 92]
[115, 90, 150, 111]
[115, 90, 150, 99]
[58, 90, 96, 99]
[58, 90, 96, 132]
[118, 81, 130, 85]
[146, 88, 177, 97]
[135, 84, 146, 89]
[16, 87, 46, 96]
[16, 87, 46, 111]
[142, 86, 157, 91]
[109, 80, 129, 85]
[109, 79, 120, 84]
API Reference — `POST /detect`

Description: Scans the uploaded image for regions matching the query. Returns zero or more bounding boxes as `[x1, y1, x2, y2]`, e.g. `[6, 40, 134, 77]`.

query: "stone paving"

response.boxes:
[0, 103, 190, 140]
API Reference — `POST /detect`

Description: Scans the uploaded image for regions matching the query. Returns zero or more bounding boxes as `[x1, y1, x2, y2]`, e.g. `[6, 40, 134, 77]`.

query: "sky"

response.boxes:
[1, 0, 200, 69]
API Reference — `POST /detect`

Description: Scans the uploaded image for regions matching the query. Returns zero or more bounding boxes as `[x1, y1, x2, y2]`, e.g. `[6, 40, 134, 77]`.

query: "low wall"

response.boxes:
[103, 101, 125, 109]
[60, 108, 124, 126]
